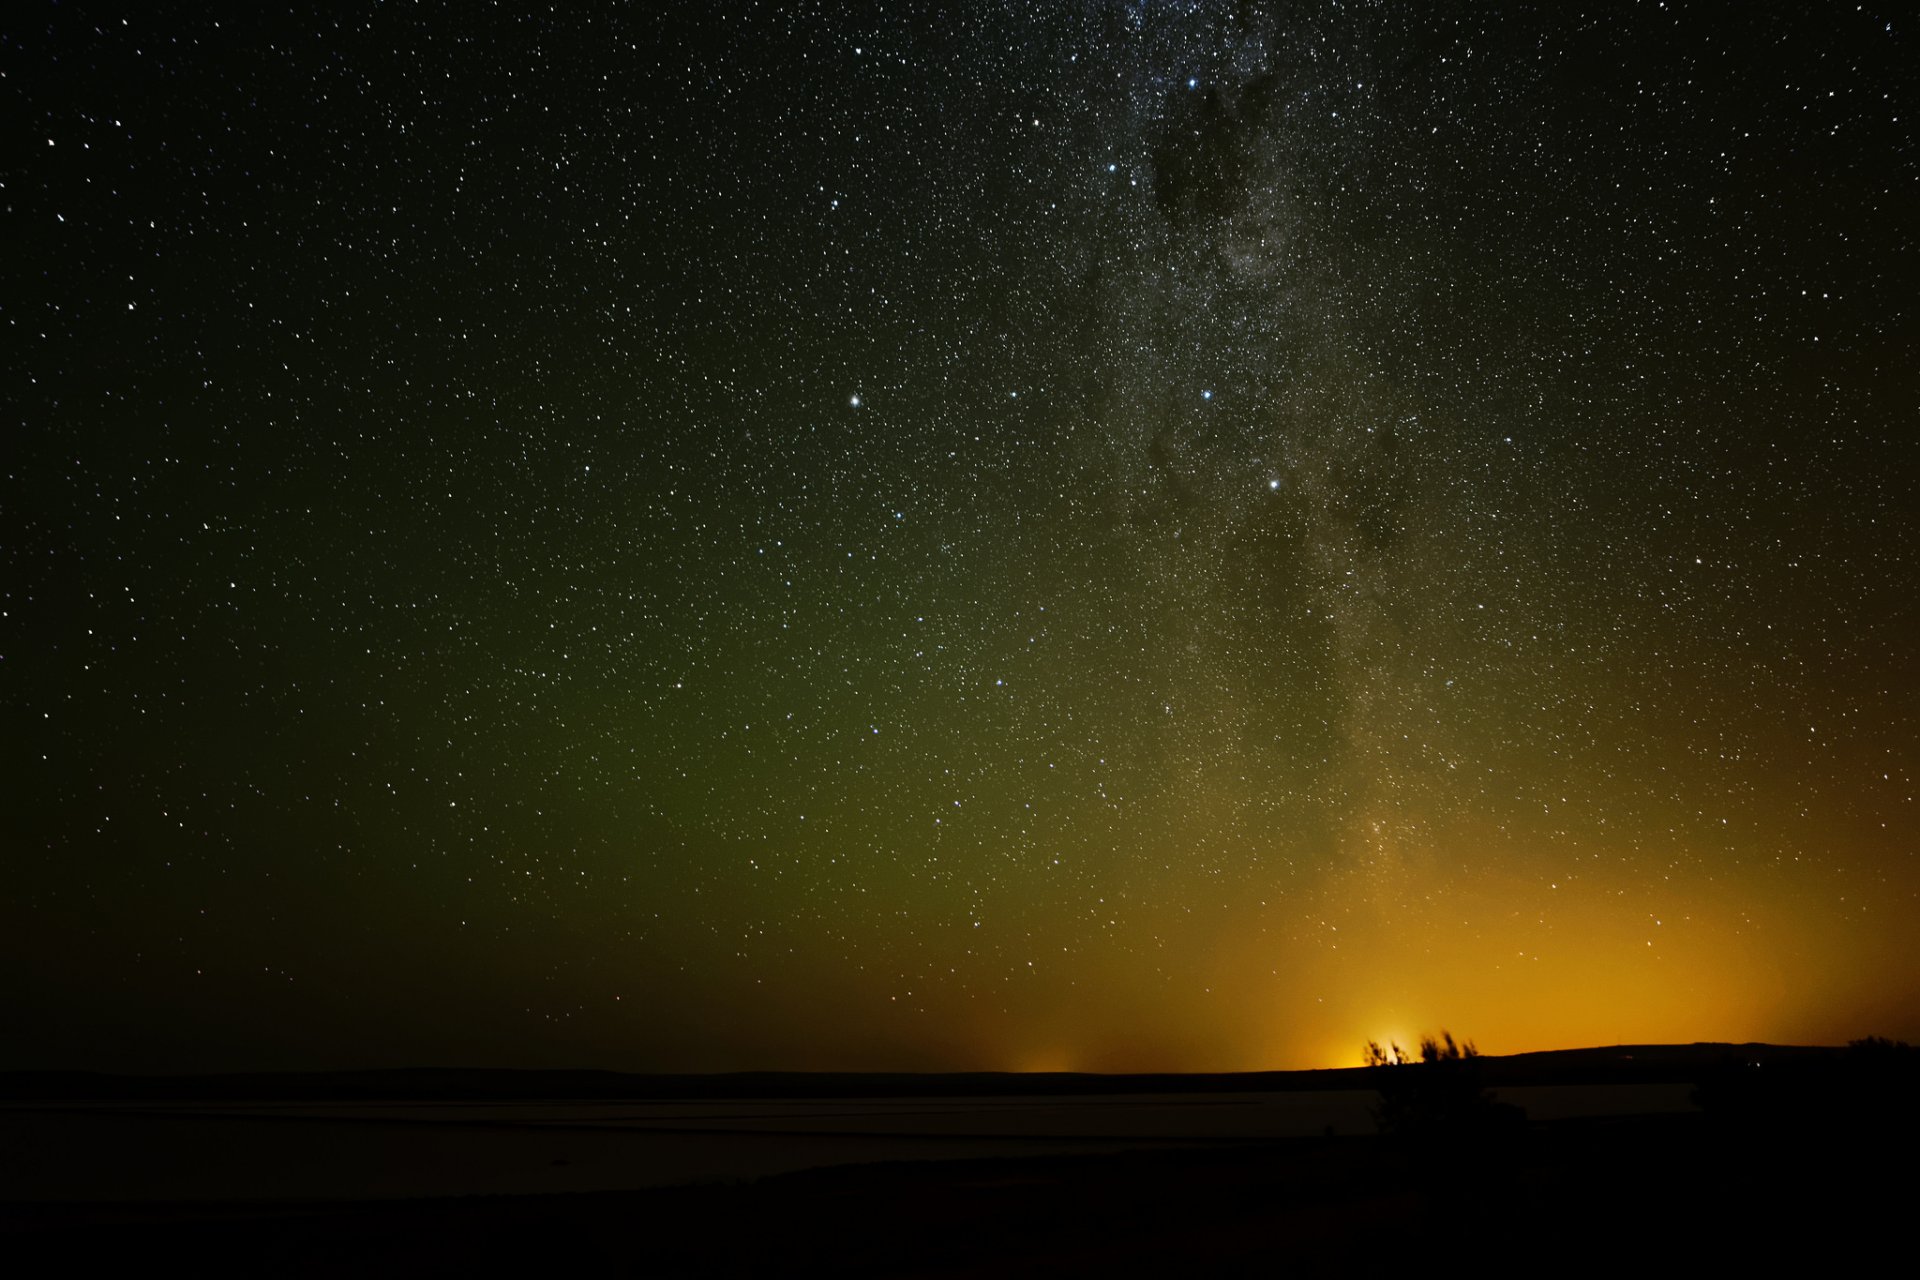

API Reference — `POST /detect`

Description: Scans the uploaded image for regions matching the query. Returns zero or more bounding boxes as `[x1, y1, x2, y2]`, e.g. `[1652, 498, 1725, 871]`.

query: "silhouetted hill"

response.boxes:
[0, 1042, 1849, 1102]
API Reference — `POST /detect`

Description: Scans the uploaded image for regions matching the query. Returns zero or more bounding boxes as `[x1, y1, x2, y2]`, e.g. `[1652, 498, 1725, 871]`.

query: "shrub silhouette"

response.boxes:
[1846, 1036, 1919, 1134]
[1846, 1035, 1913, 1060]
[1693, 1035, 1919, 1135]
[1362, 1031, 1524, 1140]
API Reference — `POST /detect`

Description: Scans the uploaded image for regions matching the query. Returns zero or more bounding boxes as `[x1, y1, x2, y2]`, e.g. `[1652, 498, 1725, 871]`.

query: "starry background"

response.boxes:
[5, 2, 1915, 1073]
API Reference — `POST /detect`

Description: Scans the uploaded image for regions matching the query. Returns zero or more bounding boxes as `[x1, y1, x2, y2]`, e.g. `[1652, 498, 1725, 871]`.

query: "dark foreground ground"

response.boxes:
[4, 1115, 1911, 1276]
[4, 1045, 1914, 1275]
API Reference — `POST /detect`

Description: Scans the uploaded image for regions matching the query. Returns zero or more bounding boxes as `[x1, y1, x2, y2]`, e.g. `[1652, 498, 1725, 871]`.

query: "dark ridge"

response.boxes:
[0, 1042, 1847, 1102]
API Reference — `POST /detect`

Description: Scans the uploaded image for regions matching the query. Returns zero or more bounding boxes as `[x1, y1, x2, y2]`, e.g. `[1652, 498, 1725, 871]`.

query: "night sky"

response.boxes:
[7, 3, 1916, 1075]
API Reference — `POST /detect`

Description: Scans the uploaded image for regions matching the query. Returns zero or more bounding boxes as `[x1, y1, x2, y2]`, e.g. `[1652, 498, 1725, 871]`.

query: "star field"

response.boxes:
[5, 2, 1916, 1072]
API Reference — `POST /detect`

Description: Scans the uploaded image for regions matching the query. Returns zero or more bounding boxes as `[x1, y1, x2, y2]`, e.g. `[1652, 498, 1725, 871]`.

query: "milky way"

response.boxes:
[7, 3, 1916, 1072]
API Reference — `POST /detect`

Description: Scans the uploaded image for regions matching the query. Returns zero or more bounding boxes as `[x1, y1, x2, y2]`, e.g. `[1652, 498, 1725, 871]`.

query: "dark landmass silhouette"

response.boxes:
[0, 1040, 1850, 1101]
[5, 1041, 1912, 1273]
